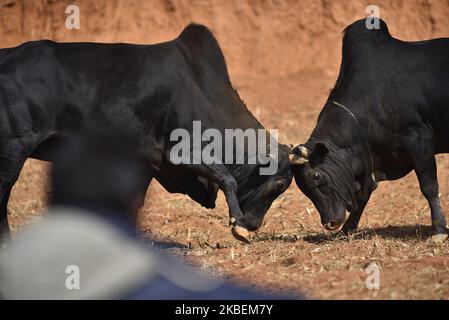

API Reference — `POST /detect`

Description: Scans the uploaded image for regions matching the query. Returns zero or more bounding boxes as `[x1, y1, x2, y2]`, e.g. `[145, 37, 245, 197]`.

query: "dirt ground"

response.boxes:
[4, 0, 449, 299]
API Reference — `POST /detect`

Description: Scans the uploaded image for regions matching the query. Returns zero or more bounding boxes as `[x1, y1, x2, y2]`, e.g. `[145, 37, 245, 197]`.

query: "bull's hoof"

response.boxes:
[341, 228, 355, 236]
[431, 233, 448, 244]
[231, 226, 250, 243]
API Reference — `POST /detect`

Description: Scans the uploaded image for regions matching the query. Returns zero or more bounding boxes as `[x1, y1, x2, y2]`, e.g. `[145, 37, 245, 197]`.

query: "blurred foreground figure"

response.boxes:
[0, 132, 299, 299]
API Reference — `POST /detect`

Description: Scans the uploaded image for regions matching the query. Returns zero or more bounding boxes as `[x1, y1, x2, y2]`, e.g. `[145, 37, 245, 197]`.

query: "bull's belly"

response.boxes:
[154, 161, 218, 209]
[29, 135, 67, 162]
[377, 148, 414, 181]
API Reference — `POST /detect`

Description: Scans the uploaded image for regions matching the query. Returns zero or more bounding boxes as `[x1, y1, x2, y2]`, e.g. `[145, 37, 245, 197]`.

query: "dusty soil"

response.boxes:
[4, 0, 449, 299]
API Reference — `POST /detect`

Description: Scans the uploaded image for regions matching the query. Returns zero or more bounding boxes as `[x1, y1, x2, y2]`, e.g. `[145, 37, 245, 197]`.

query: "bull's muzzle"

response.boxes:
[323, 220, 344, 231]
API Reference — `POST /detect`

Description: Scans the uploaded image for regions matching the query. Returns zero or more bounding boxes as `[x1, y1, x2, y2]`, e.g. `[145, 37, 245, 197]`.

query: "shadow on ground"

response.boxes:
[302, 224, 435, 244]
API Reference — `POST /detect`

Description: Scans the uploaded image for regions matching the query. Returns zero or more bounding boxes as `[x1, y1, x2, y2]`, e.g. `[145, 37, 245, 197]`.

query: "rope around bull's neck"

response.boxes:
[330, 101, 375, 180]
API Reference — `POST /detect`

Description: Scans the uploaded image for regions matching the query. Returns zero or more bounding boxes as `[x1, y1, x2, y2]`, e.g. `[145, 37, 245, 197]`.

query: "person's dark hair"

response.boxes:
[51, 130, 149, 226]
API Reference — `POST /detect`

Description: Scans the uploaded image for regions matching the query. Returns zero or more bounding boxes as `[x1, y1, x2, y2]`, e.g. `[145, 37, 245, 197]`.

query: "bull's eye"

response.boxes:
[313, 172, 321, 185]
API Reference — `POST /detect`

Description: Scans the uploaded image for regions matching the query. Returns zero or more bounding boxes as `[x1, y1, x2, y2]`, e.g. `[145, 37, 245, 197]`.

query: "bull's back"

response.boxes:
[0, 40, 167, 137]
[407, 39, 449, 148]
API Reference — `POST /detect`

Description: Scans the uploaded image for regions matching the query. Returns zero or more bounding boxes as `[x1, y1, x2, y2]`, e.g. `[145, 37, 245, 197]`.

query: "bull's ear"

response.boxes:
[310, 142, 328, 165]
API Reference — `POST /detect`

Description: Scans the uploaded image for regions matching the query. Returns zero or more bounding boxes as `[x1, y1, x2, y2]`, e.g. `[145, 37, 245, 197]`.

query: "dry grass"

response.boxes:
[136, 172, 449, 299]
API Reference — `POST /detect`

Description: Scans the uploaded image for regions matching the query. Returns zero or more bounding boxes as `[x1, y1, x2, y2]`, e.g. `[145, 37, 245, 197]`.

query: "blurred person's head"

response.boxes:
[50, 130, 149, 227]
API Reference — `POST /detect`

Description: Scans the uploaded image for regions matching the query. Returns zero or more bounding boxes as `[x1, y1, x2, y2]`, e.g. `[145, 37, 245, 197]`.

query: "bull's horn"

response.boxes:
[289, 144, 309, 165]
[289, 153, 309, 165]
[296, 145, 309, 158]
[231, 225, 250, 243]
[289, 144, 309, 156]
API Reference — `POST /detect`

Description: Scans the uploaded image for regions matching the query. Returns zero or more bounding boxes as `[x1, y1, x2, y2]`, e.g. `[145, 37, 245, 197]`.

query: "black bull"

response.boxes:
[292, 19, 449, 242]
[0, 24, 294, 244]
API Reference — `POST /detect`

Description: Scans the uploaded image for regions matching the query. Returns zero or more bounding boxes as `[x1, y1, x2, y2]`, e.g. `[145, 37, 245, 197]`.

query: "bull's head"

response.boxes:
[290, 141, 376, 231]
[231, 144, 294, 241]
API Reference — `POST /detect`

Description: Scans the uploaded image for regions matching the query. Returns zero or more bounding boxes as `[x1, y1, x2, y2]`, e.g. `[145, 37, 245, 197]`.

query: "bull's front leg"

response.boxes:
[342, 199, 368, 235]
[403, 128, 448, 243]
[182, 163, 249, 242]
[221, 177, 252, 243]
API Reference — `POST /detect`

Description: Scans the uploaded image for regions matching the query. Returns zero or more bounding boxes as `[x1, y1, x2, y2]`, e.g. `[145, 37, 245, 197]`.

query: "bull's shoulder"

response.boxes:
[341, 18, 449, 62]
[341, 18, 392, 60]
[343, 18, 391, 42]
[176, 23, 230, 83]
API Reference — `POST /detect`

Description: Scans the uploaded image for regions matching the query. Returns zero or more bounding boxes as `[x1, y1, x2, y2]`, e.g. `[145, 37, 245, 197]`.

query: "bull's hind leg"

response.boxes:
[0, 144, 29, 247]
[0, 187, 13, 245]
[132, 168, 153, 229]
[403, 128, 448, 243]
